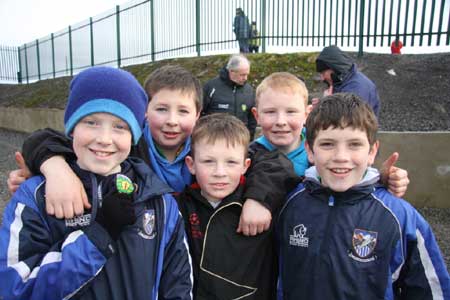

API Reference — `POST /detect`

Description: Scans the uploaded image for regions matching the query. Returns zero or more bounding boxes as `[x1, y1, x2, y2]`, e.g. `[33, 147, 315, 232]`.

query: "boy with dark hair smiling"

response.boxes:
[0, 67, 192, 300]
[277, 93, 450, 299]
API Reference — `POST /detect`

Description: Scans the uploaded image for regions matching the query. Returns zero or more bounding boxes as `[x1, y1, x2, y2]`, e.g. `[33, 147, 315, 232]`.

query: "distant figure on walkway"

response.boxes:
[249, 21, 260, 53]
[202, 54, 256, 139]
[315, 45, 380, 118]
[233, 8, 251, 53]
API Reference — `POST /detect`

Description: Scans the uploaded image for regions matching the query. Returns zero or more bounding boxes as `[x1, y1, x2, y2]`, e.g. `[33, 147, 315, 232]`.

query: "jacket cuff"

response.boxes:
[242, 188, 273, 212]
[82, 222, 115, 258]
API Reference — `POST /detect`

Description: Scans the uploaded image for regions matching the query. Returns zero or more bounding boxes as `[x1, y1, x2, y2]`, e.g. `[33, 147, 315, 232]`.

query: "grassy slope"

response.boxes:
[0, 52, 322, 109]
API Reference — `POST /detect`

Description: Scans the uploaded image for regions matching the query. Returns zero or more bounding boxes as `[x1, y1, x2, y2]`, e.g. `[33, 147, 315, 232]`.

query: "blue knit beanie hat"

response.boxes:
[64, 66, 148, 145]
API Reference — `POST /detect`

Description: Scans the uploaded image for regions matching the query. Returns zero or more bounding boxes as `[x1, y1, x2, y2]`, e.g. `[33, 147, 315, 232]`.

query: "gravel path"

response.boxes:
[0, 127, 449, 270]
[0, 128, 29, 222]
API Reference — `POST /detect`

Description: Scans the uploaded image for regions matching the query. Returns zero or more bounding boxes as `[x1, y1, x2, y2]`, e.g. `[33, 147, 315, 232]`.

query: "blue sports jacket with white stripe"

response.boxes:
[0, 158, 193, 300]
[277, 167, 450, 300]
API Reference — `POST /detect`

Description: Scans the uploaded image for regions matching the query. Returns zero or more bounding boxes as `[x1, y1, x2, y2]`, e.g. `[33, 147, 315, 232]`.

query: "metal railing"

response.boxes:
[1, 0, 449, 84]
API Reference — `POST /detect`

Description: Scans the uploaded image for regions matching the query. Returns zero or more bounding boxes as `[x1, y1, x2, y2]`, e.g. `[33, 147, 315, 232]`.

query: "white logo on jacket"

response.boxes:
[65, 214, 91, 227]
[289, 224, 309, 247]
[138, 210, 156, 239]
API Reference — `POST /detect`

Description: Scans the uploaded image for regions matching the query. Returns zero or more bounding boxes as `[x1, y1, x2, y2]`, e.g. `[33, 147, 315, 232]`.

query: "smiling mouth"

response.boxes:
[91, 149, 114, 157]
[163, 131, 180, 138]
[330, 168, 351, 174]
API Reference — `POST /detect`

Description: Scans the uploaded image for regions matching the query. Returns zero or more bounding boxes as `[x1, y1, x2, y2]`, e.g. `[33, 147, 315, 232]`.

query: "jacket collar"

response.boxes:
[185, 177, 246, 208]
[303, 166, 379, 205]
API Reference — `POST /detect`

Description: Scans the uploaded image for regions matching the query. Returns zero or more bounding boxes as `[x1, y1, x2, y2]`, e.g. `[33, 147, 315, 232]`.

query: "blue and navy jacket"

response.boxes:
[316, 46, 380, 117]
[0, 158, 193, 300]
[334, 64, 380, 118]
[277, 167, 450, 300]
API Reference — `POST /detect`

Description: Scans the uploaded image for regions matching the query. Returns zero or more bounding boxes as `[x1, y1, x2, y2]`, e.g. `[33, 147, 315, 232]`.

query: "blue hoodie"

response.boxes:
[143, 123, 193, 192]
[254, 128, 309, 176]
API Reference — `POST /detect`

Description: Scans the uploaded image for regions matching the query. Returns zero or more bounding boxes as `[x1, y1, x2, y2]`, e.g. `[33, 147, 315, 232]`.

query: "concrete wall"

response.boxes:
[0, 107, 64, 132]
[1, 107, 449, 208]
[375, 132, 450, 208]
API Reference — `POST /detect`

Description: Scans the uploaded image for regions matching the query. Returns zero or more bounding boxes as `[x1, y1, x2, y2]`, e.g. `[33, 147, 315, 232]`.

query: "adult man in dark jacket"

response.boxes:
[203, 54, 257, 139]
[233, 8, 250, 53]
[315, 45, 380, 118]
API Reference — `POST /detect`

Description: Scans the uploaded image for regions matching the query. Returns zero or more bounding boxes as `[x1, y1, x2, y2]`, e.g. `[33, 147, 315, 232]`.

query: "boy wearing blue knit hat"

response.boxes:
[0, 67, 193, 300]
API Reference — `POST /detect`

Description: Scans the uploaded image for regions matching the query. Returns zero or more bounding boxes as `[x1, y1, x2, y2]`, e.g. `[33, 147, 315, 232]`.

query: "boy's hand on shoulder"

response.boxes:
[380, 152, 410, 198]
[237, 199, 272, 236]
[42, 156, 90, 218]
[7, 152, 31, 194]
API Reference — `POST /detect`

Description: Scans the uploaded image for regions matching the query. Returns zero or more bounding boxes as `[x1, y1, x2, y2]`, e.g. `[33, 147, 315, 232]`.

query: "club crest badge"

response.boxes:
[116, 174, 134, 194]
[351, 228, 377, 260]
[138, 210, 156, 239]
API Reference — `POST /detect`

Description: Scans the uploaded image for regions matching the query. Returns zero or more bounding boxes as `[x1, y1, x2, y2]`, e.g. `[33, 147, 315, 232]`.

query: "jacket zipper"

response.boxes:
[233, 85, 237, 116]
[319, 195, 335, 261]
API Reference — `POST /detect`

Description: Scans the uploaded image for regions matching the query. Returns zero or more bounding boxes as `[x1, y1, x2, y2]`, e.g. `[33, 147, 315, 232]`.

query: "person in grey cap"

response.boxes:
[315, 45, 380, 118]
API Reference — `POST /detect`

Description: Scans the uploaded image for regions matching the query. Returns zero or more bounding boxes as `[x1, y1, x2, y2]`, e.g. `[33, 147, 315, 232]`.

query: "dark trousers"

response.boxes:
[238, 38, 249, 53]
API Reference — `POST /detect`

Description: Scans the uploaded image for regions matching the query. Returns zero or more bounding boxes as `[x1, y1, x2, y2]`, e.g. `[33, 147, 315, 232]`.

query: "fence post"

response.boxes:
[116, 5, 121, 67]
[36, 39, 41, 80]
[358, 0, 365, 57]
[195, 0, 201, 56]
[90, 17, 95, 66]
[17, 46, 22, 84]
[261, 0, 267, 53]
[51, 33, 56, 78]
[150, 0, 155, 62]
[68, 26, 73, 76]
[24, 44, 29, 84]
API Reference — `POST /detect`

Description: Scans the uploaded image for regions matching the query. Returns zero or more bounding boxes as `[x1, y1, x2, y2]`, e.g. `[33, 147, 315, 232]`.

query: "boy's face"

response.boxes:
[185, 138, 250, 203]
[146, 89, 200, 159]
[252, 88, 307, 154]
[306, 126, 379, 192]
[72, 113, 132, 176]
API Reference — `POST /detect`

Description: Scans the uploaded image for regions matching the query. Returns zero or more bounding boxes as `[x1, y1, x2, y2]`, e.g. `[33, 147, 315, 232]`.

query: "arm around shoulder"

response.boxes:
[22, 128, 75, 175]
[244, 147, 301, 213]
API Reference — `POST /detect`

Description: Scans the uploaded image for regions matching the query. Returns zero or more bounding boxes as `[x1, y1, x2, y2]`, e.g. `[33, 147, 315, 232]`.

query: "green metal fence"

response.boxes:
[0, 45, 20, 82]
[1, 0, 449, 83]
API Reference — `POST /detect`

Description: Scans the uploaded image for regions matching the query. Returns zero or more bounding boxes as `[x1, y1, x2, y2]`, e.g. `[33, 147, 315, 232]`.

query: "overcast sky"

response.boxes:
[1, 0, 448, 53]
[0, 0, 130, 46]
